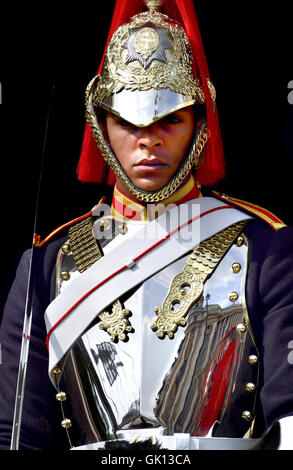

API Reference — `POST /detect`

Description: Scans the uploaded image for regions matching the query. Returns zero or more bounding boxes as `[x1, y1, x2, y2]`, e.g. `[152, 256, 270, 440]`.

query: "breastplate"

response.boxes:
[54, 217, 259, 447]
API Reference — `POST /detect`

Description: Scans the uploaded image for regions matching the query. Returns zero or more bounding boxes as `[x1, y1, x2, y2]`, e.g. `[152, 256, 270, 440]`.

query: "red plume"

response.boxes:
[77, 0, 225, 186]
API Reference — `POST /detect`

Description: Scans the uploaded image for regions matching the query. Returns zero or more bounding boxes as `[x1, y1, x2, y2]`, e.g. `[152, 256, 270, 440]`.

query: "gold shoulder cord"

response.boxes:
[151, 221, 247, 339]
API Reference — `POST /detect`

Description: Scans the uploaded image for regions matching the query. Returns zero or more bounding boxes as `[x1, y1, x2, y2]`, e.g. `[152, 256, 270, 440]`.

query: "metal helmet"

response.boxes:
[78, 0, 225, 202]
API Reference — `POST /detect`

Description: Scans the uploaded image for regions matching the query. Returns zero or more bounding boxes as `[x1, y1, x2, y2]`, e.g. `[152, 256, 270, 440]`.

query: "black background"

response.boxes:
[0, 0, 292, 315]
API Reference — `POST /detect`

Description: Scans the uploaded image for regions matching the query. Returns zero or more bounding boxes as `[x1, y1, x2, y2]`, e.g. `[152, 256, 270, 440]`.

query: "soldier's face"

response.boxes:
[105, 107, 195, 197]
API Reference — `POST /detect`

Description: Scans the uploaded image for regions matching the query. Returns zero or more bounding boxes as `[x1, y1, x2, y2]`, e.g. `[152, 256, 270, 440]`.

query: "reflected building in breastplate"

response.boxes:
[154, 295, 246, 436]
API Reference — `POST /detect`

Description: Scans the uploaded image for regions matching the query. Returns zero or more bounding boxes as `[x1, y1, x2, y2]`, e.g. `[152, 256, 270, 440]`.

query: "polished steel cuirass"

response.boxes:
[55, 218, 259, 447]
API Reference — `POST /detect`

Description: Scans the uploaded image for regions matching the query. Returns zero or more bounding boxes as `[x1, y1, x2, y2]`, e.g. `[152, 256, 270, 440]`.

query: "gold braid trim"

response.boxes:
[151, 221, 247, 339]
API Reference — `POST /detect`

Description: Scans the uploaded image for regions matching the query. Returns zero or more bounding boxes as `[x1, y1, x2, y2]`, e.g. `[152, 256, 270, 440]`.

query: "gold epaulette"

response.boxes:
[212, 191, 287, 231]
[33, 197, 106, 248]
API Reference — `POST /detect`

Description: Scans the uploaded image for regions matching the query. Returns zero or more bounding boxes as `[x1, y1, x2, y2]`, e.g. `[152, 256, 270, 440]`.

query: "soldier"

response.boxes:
[1, 0, 293, 451]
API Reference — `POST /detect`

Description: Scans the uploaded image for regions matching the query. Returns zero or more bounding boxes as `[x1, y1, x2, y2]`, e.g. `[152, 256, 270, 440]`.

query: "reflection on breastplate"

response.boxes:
[56, 228, 259, 447]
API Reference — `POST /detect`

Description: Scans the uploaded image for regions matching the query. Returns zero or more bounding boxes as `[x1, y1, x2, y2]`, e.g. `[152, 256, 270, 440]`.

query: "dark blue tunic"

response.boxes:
[1, 219, 293, 450]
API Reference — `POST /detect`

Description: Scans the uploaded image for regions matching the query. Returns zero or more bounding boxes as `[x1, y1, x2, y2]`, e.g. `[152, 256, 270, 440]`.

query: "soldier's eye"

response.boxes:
[161, 114, 182, 124]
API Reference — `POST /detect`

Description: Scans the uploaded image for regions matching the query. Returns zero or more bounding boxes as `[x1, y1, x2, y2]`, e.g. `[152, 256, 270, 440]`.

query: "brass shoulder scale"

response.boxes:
[68, 217, 102, 272]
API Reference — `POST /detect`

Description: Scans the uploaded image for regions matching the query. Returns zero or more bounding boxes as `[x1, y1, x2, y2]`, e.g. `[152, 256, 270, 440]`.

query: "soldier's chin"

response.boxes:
[129, 175, 170, 194]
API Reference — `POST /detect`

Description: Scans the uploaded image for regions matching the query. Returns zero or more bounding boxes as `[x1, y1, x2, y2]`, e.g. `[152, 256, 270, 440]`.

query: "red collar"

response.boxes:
[111, 176, 201, 221]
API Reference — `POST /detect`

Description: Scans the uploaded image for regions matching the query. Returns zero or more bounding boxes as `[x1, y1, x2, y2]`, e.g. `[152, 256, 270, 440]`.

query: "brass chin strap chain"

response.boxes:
[151, 221, 247, 339]
[68, 216, 134, 342]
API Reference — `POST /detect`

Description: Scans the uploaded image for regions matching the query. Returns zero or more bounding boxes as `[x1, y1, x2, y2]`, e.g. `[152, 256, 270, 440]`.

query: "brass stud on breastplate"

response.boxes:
[245, 382, 256, 393]
[61, 418, 72, 429]
[241, 411, 253, 422]
[231, 262, 241, 274]
[56, 391, 67, 402]
[61, 242, 71, 255]
[61, 271, 71, 281]
[229, 291, 239, 302]
[52, 366, 62, 376]
[236, 236, 244, 247]
[236, 323, 247, 334]
[248, 354, 259, 365]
